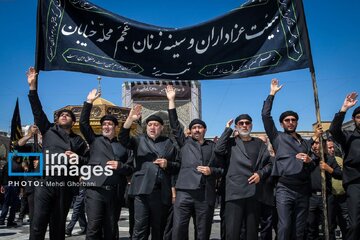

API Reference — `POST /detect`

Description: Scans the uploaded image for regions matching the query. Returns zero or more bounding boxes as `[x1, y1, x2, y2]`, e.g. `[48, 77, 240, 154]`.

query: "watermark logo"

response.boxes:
[8, 152, 43, 177]
[8, 150, 113, 180]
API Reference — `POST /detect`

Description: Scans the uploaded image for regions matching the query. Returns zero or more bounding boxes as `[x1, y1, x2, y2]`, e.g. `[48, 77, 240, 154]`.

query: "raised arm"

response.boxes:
[166, 85, 186, 147]
[261, 79, 282, 145]
[214, 119, 234, 156]
[329, 92, 358, 147]
[119, 104, 142, 148]
[80, 89, 101, 144]
[27, 67, 51, 135]
[17, 125, 38, 147]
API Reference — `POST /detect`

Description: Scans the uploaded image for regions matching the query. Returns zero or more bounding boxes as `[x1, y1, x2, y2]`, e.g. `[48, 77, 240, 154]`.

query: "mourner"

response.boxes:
[214, 116, 272, 240]
[329, 92, 360, 240]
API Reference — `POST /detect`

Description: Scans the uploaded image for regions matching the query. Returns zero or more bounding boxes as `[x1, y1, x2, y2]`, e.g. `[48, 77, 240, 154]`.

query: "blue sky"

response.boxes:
[0, 0, 359, 137]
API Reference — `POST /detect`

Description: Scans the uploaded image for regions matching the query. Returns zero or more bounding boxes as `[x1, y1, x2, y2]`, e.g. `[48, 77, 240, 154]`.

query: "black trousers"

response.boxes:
[259, 203, 274, 240]
[66, 187, 87, 233]
[220, 192, 226, 240]
[172, 189, 214, 240]
[85, 187, 118, 240]
[225, 196, 260, 240]
[0, 186, 20, 224]
[128, 196, 135, 238]
[346, 183, 360, 240]
[275, 183, 309, 240]
[30, 183, 73, 240]
[28, 191, 35, 223]
[132, 189, 169, 240]
[163, 204, 174, 240]
[331, 194, 349, 238]
[306, 193, 335, 240]
[19, 193, 29, 220]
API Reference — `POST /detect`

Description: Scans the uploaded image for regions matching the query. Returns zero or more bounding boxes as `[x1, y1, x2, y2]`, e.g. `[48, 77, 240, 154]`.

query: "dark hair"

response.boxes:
[100, 115, 119, 126]
[234, 114, 252, 124]
[57, 109, 76, 122]
[279, 111, 299, 123]
[146, 115, 164, 125]
[189, 119, 207, 129]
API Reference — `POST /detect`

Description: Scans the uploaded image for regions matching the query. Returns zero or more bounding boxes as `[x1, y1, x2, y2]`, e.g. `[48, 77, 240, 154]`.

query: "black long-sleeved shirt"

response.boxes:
[262, 95, 315, 194]
[310, 152, 342, 193]
[168, 108, 223, 191]
[80, 102, 133, 186]
[28, 90, 89, 179]
[329, 111, 360, 186]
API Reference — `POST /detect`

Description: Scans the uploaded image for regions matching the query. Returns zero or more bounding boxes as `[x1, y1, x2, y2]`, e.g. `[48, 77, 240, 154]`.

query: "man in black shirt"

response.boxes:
[215, 115, 272, 240]
[326, 138, 350, 238]
[0, 156, 22, 227]
[261, 79, 320, 240]
[329, 92, 360, 240]
[119, 104, 178, 240]
[306, 138, 342, 240]
[15, 125, 42, 226]
[26, 67, 89, 240]
[80, 89, 134, 239]
[166, 85, 223, 240]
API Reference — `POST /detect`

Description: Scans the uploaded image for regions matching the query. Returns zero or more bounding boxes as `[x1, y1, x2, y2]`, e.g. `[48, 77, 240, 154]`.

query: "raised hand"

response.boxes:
[129, 104, 142, 122]
[165, 85, 176, 101]
[313, 124, 323, 140]
[26, 67, 38, 90]
[123, 104, 142, 129]
[29, 125, 39, 136]
[87, 89, 101, 103]
[270, 78, 283, 95]
[341, 92, 358, 112]
[226, 119, 233, 128]
[166, 84, 176, 109]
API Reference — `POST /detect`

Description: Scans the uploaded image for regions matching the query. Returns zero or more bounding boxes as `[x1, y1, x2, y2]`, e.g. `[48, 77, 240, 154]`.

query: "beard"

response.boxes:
[236, 125, 252, 137]
[355, 121, 360, 130]
[102, 130, 115, 139]
[284, 128, 296, 134]
[283, 125, 297, 134]
[58, 122, 72, 130]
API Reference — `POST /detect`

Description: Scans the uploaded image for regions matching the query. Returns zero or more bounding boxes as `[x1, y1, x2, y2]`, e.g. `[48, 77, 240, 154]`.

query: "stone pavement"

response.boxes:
[0, 208, 222, 240]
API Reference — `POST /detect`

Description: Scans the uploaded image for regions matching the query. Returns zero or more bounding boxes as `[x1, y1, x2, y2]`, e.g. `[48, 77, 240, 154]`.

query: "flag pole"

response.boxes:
[297, 0, 329, 239]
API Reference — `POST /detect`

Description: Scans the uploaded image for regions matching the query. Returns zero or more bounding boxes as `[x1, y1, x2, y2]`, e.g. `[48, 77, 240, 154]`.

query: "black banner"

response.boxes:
[131, 81, 191, 100]
[10, 99, 22, 151]
[36, 0, 310, 80]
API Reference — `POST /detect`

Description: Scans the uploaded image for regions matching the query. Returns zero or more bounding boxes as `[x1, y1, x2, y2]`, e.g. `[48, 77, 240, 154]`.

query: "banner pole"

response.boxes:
[297, 0, 329, 238]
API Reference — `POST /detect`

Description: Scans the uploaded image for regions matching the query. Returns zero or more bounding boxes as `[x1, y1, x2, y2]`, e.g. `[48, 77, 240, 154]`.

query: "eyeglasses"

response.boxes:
[237, 121, 251, 126]
[283, 118, 297, 123]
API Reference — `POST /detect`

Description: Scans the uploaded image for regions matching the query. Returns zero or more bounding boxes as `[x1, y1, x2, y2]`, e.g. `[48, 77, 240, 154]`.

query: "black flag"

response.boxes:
[36, 0, 311, 80]
[10, 98, 22, 151]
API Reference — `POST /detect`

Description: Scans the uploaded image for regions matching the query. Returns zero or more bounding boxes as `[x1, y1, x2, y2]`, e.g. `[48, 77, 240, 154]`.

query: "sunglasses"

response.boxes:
[283, 118, 297, 123]
[237, 121, 251, 126]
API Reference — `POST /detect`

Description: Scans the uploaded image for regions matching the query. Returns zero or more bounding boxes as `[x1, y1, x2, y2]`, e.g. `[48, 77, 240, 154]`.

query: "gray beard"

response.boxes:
[235, 126, 252, 137]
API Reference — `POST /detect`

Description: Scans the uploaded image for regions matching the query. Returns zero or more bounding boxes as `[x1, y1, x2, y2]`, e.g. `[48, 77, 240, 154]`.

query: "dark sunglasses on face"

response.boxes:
[237, 121, 251, 126]
[283, 118, 297, 123]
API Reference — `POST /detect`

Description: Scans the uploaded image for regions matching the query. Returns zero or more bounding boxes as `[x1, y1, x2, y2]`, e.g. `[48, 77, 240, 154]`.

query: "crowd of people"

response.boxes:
[0, 70, 359, 240]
